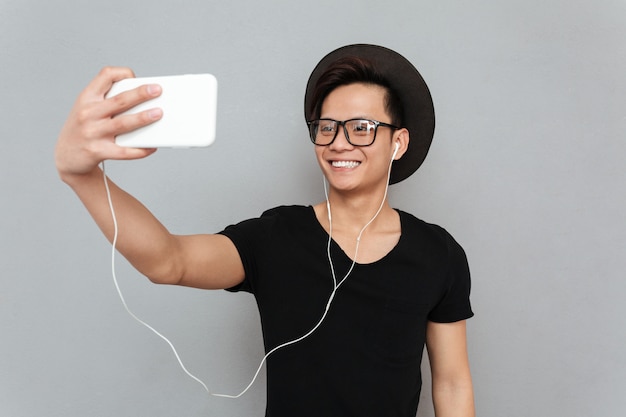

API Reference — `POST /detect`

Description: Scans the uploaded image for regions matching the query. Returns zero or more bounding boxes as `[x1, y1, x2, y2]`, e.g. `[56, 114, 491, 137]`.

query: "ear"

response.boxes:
[392, 128, 410, 160]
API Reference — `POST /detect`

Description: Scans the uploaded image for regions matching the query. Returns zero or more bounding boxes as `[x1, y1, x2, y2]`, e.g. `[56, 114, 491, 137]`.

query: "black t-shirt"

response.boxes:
[220, 205, 473, 417]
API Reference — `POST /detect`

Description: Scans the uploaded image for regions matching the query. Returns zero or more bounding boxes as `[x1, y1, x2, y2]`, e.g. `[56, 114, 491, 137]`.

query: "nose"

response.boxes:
[329, 124, 353, 150]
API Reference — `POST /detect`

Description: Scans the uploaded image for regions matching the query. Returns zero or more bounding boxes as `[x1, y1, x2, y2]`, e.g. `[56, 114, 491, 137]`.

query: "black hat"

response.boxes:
[304, 44, 435, 184]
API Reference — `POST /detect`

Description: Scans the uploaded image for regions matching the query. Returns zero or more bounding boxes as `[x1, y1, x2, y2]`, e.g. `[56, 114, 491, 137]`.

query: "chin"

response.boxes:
[325, 174, 365, 193]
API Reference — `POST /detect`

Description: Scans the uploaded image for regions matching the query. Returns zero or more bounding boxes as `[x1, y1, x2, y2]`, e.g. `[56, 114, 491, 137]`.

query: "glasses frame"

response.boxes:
[307, 118, 399, 147]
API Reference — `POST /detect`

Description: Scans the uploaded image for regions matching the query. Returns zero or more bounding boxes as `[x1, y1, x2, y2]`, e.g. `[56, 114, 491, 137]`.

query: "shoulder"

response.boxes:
[397, 210, 456, 243]
[396, 210, 468, 261]
[260, 204, 312, 219]
[221, 205, 312, 236]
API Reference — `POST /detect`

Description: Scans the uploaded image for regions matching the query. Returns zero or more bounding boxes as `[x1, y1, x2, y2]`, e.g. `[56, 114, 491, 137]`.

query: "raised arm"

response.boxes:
[426, 320, 475, 417]
[55, 67, 244, 290]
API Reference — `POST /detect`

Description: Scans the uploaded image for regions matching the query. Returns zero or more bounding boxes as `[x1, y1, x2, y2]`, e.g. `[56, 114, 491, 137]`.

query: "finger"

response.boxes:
[100, 106, 163, 138]
[89, 135, 158, 160]
[102, 83, 162, 117]
[86, 66, 136, 99]
[106, 144, 159, 161]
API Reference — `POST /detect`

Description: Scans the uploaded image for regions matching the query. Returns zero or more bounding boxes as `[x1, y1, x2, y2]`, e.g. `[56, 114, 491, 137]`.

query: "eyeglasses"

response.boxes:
[307, 118, 399, 147]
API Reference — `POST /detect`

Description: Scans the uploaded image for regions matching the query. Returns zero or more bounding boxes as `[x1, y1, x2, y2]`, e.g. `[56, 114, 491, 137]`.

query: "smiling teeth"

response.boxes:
[332, 161, 360, 168]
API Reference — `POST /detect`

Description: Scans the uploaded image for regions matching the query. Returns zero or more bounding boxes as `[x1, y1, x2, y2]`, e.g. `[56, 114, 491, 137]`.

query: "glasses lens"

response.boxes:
[309, 120, 337, 145]
[346, 119, 376, 146]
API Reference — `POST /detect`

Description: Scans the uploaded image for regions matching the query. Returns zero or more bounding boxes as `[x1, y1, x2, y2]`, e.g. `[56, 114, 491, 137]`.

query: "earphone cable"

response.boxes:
[101, 161, 212, 395]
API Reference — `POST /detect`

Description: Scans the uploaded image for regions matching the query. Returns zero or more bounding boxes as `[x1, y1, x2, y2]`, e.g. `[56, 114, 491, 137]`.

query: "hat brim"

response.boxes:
[304, 44, 435, 184]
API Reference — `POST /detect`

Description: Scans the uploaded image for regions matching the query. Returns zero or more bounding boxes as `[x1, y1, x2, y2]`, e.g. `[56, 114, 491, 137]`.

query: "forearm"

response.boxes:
[63, 168, 181, 284]
[432, 378, 475, 417]
[426, 320, 475, 417]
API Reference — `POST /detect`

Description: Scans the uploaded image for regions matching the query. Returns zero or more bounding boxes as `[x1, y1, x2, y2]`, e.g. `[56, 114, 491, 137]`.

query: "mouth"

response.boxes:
[331, 160, 361, 169]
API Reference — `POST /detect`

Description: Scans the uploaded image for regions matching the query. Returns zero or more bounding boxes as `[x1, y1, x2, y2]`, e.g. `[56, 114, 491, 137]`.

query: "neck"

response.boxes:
[318, 180, 395, 235]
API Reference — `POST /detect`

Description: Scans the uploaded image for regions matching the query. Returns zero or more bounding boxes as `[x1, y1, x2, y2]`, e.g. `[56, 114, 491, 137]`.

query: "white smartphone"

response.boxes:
[105, 74, 218, 148]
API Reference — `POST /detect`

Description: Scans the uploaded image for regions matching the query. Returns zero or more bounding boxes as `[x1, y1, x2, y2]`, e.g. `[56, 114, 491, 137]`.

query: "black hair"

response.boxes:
[308, 56, 404, 127]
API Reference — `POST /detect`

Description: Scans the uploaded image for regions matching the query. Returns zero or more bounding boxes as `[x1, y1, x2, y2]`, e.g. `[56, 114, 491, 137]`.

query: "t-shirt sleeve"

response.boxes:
[217, 208, 278, 293]
[427, 232, 474, 323]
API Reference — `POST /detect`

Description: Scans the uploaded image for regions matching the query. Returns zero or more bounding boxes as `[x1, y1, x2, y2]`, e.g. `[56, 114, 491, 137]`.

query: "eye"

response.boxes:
[318, 121, 337, 135]
[350, 120, 375, 136]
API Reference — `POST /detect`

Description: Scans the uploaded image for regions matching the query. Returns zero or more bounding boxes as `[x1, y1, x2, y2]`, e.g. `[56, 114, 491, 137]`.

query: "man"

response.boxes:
[56, 44, 475, 416]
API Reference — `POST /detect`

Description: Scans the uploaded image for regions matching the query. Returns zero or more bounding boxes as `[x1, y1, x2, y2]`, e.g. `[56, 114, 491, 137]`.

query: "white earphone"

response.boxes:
[392, 141, 400, 160]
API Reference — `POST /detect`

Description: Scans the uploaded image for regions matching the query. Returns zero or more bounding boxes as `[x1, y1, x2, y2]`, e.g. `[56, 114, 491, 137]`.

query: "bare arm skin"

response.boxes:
[426, 320, 476, 417]
[55, 66, 244, 289]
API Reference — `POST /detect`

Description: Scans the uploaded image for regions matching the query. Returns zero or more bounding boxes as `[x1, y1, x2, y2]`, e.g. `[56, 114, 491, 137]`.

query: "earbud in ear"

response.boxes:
[392, 142, 400, 160]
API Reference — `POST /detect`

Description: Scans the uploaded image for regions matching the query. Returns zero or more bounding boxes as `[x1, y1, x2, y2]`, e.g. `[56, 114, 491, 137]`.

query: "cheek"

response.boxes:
[314, 147, 326, 164]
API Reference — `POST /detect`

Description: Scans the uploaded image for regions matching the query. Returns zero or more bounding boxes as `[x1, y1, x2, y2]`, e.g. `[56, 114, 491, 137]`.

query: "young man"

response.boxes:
[56, 44, 474, 416]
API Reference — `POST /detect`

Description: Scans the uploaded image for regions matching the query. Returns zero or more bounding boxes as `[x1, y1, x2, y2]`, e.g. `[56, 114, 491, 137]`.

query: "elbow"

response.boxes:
[134, 253, 184, 286]
[143, 263, 183, 285]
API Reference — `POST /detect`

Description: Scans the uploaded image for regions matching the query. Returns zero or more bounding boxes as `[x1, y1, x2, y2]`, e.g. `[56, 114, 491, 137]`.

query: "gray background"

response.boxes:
[1, 1, 624, 416]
